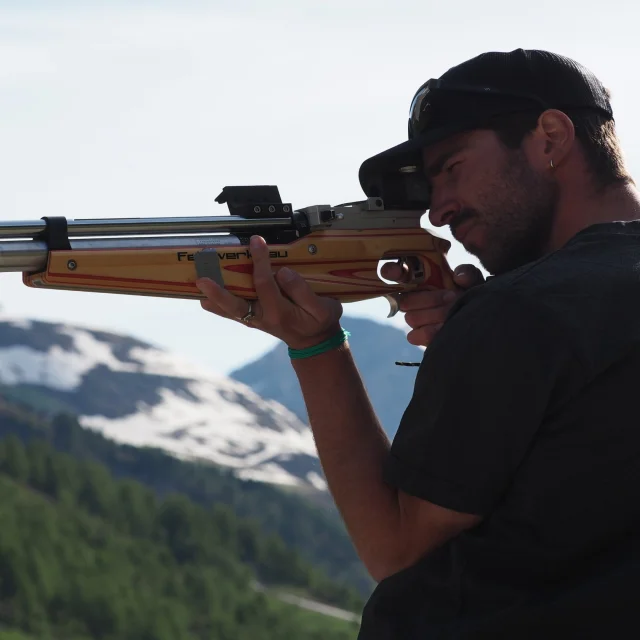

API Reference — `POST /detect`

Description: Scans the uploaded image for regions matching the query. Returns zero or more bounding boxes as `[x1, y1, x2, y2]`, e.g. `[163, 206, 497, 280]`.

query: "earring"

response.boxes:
[550, 159, 555, 169]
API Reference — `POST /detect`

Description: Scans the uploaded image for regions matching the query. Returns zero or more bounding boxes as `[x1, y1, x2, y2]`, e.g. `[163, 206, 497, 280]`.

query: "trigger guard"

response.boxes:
[384, 294, 400, 318]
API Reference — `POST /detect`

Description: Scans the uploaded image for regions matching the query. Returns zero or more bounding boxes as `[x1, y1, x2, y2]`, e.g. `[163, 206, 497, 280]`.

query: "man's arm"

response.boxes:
[292, 342, 482, 582]
[196, 236, 558, 582]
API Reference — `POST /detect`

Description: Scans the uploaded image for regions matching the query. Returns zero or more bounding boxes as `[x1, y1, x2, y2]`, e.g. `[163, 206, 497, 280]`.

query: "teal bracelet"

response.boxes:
[288, 328, 351, 360]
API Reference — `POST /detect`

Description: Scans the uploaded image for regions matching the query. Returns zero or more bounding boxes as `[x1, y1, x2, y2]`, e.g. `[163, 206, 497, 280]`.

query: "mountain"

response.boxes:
[0, 312, 377, 596]
[0, 313, 324, 491]
[0, 396, 374, 597]
[231, 316, 425, 438]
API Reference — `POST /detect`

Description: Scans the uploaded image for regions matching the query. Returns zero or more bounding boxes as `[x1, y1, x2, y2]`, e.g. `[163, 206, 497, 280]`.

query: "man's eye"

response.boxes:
[445, 161, 462, 174]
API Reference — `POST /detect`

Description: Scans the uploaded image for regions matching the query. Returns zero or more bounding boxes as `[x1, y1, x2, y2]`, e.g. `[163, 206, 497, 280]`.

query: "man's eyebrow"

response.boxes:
[425, 144, 466, 179]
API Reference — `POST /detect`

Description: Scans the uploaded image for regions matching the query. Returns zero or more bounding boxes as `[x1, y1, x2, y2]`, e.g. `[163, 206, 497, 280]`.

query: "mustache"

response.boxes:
[449, 209, 478, 236]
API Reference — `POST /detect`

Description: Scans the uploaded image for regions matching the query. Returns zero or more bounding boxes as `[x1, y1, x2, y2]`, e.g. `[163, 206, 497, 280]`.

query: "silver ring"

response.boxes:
[240, 300, 256, 323]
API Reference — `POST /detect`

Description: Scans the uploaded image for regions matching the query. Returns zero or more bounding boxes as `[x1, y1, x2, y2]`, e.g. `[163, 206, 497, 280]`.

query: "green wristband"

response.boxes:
[288, 328, 351, 360]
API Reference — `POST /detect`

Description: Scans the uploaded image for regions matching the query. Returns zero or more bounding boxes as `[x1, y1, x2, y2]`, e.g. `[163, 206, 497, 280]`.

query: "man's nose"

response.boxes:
[428, 197, 461, 228]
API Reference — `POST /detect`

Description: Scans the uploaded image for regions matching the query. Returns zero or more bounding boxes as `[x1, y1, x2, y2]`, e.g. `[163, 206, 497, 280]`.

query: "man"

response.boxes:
[197, 49, 640, 638]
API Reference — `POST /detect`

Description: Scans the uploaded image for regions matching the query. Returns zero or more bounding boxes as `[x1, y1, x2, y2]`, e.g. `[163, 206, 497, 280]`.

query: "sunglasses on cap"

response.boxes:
[408, 78, 550, 139]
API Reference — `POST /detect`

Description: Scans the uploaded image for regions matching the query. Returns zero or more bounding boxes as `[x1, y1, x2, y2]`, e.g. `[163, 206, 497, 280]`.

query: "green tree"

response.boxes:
[47, 451, 80, 505]
[14, 579, 51, 639]
[116, 479, 157, 538]
[1, 436, 29, 482]
[26, 440, 52, 493]
[77, 460, 115, 518]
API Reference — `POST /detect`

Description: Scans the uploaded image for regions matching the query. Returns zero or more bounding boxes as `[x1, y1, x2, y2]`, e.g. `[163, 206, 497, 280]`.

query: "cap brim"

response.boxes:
[358, 121, 480, 210]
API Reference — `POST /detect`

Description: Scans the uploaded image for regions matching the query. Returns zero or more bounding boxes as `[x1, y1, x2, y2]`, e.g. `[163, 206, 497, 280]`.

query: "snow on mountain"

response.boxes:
[0, 312, 325, 491]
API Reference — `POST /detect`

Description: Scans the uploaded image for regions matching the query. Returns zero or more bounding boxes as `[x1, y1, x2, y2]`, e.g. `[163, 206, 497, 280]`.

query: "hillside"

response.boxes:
[0, 314, 323, 491]
[0, 391, 374, 598]
[0, 434, 362, 640]
[0, 313, 379, 599]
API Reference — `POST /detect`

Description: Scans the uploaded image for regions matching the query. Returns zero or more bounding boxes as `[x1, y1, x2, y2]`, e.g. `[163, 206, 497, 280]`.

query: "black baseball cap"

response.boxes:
[358, 49, 614, 209]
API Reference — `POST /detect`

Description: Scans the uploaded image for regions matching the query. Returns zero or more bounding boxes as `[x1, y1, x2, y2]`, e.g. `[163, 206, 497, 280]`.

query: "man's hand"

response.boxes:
[196, 235, 343, 350]
[381, 261, 485, 346]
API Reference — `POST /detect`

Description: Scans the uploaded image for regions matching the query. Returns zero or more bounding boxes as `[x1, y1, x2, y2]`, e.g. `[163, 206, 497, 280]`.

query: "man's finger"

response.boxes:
[453, 264, 485, 290]
[397, 289, 457, 312]
[381, 261, 410, 283]
[407, 324, 441, 347]
[404, 307, 449, 330]
[200, 294, 234, 320]
[250, 235, 287, 317]
[275, 266, 327, 318]
[196, 277, 252, 321]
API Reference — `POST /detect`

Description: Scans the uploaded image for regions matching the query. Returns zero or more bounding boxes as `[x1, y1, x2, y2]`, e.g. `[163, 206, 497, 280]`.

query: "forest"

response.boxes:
[0, 433, 363, 639]
[0, 390, 373, 597]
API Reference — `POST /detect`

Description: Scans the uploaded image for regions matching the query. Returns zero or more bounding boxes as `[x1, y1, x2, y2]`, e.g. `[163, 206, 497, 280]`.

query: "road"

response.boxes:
[252, 581, 362, 623]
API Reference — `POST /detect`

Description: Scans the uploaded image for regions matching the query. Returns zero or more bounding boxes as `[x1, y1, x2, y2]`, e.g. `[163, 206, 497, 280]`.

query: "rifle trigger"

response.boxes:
[385, 294, 400, 318]
[194, 249, 225, 287]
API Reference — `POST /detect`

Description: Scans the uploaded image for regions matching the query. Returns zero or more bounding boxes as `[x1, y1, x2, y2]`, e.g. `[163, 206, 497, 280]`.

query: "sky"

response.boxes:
[1, 0, 638, 375]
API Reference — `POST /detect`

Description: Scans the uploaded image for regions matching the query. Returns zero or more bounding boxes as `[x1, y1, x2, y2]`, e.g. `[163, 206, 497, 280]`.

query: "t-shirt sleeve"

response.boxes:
[383, 288, 584, 516]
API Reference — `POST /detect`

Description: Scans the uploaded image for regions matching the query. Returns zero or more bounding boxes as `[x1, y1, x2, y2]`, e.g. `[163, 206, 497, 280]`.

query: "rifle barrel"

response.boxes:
[0, 241, 48, 272]
[0, 215, 292, 239]
[0, 233, 241, 273]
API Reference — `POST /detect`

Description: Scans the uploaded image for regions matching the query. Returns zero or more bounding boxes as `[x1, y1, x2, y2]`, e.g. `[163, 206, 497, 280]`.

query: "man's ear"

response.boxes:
[529, 109, 576, 170]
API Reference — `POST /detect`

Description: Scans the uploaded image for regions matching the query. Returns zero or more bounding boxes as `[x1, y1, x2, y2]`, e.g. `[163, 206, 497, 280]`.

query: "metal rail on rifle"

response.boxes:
[0, 185, 455, 318]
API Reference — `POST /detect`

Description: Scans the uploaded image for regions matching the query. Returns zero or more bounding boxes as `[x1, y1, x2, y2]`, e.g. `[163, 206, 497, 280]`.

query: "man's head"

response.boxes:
[359, 49, 634, 275]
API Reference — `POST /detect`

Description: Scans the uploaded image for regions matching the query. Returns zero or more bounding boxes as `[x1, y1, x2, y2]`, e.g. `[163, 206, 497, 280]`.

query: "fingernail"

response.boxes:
[195, 278, 207, 292]
[454, 267, 468, 277]
[443, 291, 456, 302]
[279, 267, 294, 282]
[250, 235, 263, 249]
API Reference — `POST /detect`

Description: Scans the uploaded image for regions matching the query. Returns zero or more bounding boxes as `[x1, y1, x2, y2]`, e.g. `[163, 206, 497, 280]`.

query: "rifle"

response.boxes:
[0, 185, 455, 319]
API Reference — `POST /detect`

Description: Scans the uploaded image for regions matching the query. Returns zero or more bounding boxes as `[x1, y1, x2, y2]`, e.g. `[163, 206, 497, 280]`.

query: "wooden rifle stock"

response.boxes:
[1, 186, 456, 315]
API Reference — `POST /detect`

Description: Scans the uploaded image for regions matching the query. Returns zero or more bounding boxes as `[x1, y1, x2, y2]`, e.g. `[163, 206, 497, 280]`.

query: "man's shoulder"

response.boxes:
[470, 220, 640, 306]
[444, 277, 567, 348]
[446, 255, 568, 326]
[442, 221, 640, 370]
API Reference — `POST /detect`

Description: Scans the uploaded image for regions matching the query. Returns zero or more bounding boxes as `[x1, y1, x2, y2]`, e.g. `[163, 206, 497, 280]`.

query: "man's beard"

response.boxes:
[456, 151, 560, 276]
